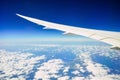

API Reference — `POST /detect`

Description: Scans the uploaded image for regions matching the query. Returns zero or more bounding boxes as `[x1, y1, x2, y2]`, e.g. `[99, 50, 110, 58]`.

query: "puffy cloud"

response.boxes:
[32, 45, 120, 80]
[75, 64, 85, 73]
[0, 50, 46, 80]
[72, 45, 120, 59]
[58, 76, 70, 80]
[63, 66, 70, 73]
[34, 59, 64, 80]
[72, 76, 85, 80]
[78, 52, 120, 80]
[0, 45, 120, 80]
[72, 70, 80, 75]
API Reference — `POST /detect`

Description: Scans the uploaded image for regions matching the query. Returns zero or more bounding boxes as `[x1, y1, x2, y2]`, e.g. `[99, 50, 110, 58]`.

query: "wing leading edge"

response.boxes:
[16, 14, 120, 49]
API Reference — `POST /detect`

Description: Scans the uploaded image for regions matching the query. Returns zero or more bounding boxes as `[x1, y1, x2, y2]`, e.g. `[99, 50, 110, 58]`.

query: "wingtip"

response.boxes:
[16, 13, 25, 18]
[16, 13, 18, 15]
[16, 13, 21, 16]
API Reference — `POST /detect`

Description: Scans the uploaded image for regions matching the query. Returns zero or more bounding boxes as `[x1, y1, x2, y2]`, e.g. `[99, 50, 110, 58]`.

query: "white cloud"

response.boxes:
[32, 45, 120, 80]
[0, 45, 120, 80]
[58, 76, 70, 80]
[78, 52, 120, 80]
[72, 76, 85, 80]
[72, 70, 80, 75]
[34, 59, 64, 80]
[63, 66, 70, 73]
[75, 64, 85, 73]
[0, 50, 46, 80]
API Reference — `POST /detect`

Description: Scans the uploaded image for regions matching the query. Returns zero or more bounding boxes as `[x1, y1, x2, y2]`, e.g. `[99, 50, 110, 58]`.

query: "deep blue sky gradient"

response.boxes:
[0, 0, 120, 41]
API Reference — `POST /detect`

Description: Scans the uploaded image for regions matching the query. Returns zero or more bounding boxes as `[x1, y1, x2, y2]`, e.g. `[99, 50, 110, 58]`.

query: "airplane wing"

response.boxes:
[16, 14, 120, 49]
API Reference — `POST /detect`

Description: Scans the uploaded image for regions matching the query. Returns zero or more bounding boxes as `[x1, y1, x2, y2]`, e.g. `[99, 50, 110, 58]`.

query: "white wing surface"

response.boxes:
[16, 14, 120, 48]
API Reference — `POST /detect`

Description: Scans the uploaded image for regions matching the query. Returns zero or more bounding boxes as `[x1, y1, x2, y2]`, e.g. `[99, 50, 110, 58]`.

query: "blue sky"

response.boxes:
[0, 0, 120, 43]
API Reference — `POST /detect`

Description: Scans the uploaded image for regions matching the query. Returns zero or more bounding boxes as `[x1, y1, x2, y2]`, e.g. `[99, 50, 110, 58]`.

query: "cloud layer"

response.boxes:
[0, 50, 46, 80]
[0, 45, 120, 80]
